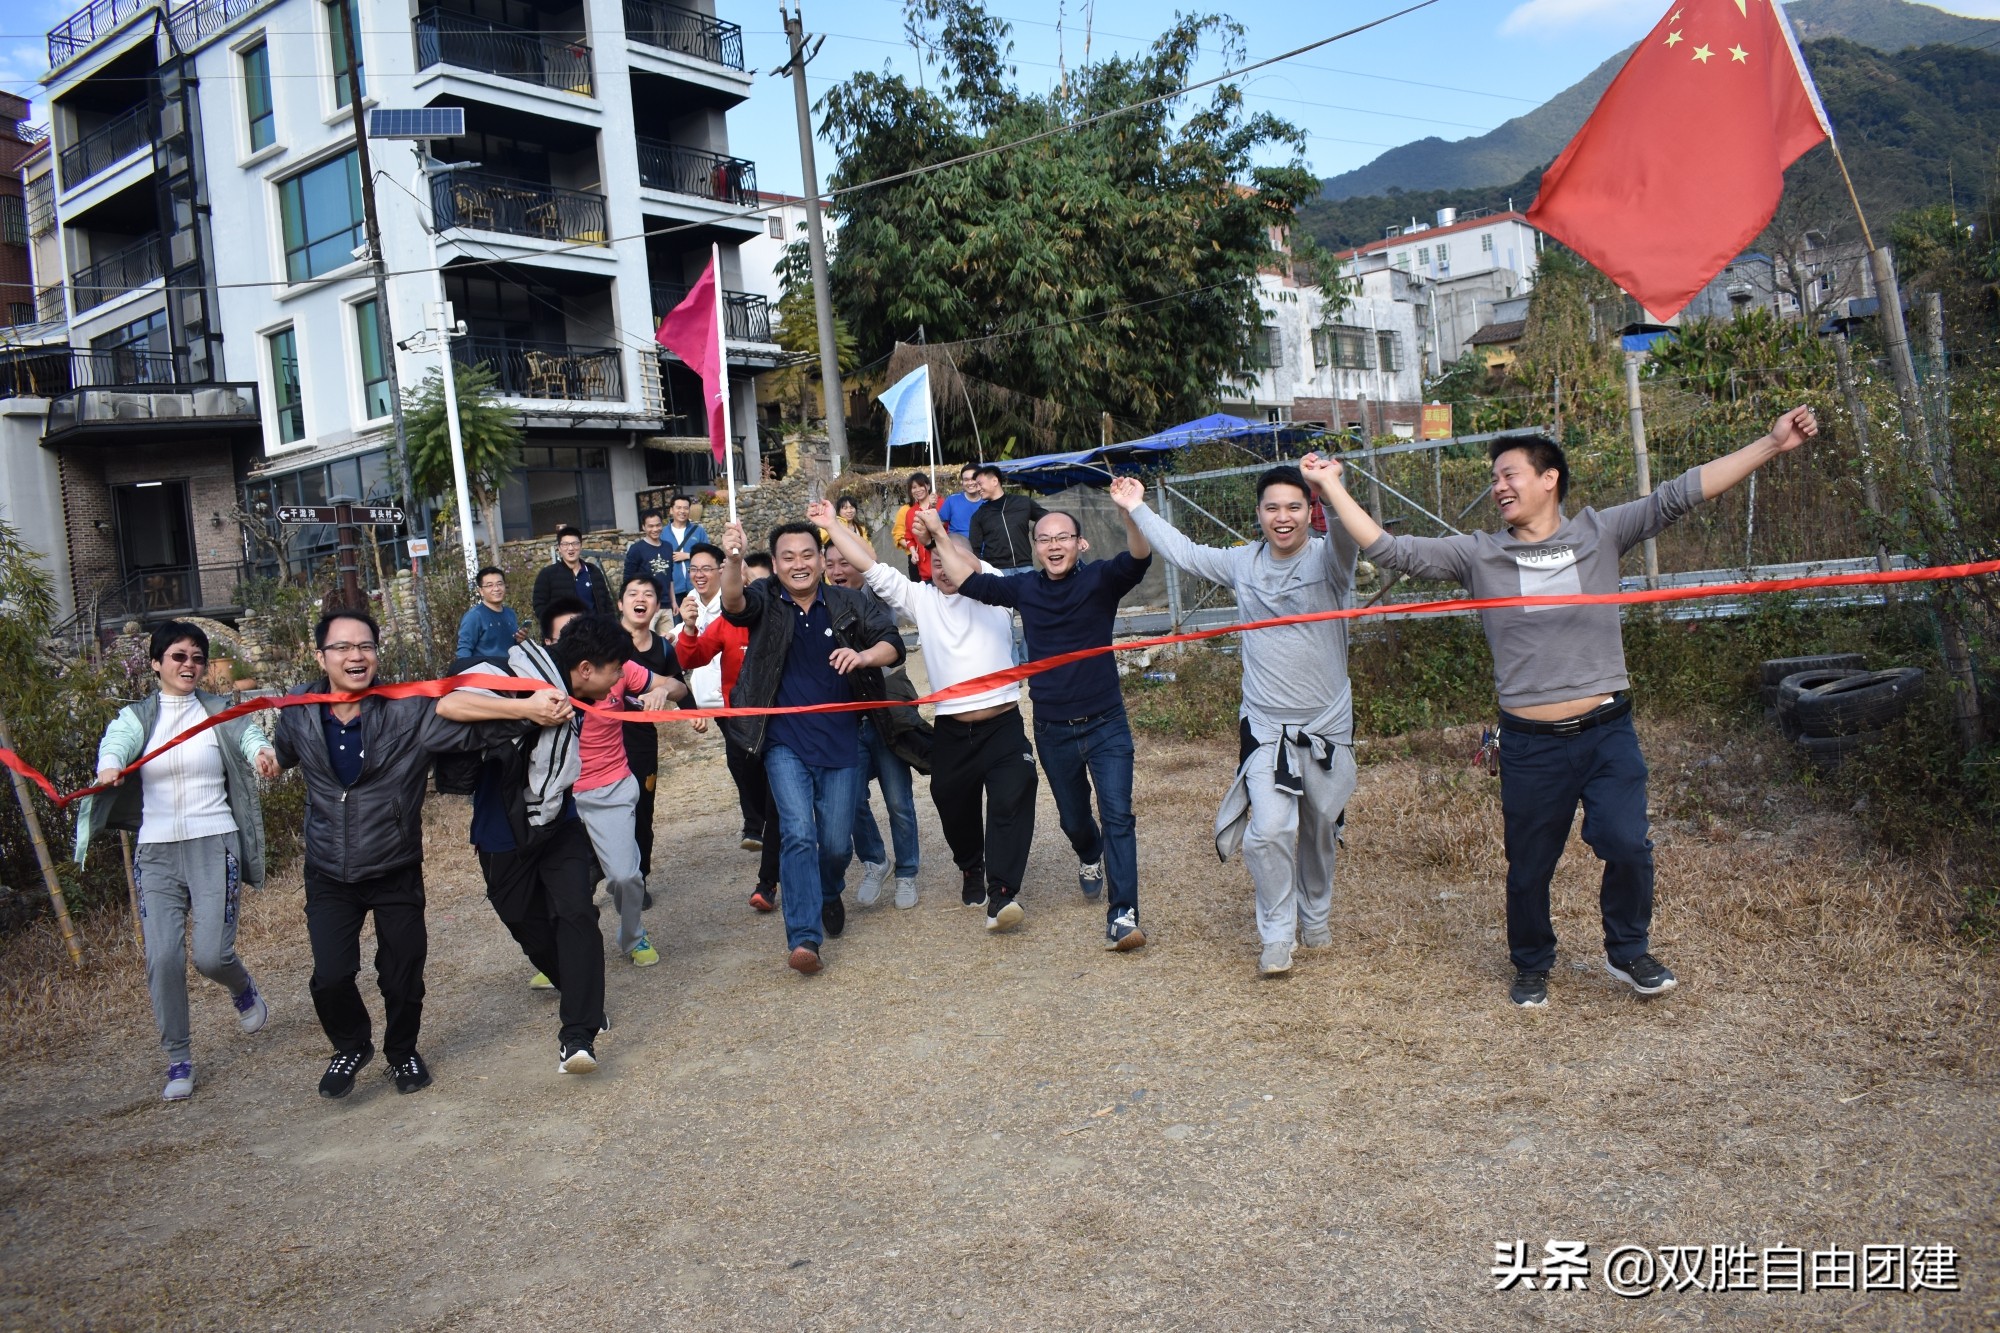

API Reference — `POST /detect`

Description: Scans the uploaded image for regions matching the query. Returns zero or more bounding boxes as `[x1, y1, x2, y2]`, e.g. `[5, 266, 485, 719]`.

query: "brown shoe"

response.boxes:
[787, 946, 822, 975]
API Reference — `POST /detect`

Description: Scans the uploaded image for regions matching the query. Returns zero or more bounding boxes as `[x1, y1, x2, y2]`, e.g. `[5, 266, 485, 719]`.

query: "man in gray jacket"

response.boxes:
[1308, 407, 1819, 1008]
[1110, 470, 1359, 978]
[272, 609, 568, 1099]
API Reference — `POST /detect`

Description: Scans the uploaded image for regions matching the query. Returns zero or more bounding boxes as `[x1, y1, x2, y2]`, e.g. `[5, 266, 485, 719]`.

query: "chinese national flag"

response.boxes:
[655, 258, 725, 463]
[1526, 0, 1830, 319]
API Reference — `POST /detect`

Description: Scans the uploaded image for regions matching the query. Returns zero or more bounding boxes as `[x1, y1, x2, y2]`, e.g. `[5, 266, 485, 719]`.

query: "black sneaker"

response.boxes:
[1077, 859, 1105, 899]
[318, 1046, 374, 1099]
[1607, 953, 1678, 996]
[642, 889, 654, 910]
[961, 867, 986, 908]
[389, 1052, 432, 1095]
[1510, 969, 1549, 1009]
[558, 1043, 598, 1075]
[821, 894, 847, 939]
[985, 886, 1024, 933]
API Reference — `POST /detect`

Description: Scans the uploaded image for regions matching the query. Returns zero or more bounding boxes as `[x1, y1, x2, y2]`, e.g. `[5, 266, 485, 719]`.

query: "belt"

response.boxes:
[1039, 705, 1118, 727]
[1498, 694, 1631, 737]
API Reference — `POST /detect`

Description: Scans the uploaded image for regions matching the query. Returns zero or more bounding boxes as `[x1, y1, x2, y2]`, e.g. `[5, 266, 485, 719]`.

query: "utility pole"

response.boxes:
[1832, 333, 1892, 576]
[335, 0, 430, 636]
[779, 6, 847, 477]
[1623, 352, 1658, 584]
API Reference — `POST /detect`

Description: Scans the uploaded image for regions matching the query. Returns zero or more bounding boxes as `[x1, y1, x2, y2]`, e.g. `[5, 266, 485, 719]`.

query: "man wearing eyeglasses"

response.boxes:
[531, 526, 610, 627]
[935, 504, 1154, 952]
[456, 566, 522, 660]
[271, 610, 567, 1101]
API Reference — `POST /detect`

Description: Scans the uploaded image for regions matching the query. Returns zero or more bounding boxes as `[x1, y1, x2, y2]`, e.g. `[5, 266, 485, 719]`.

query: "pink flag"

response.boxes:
[655, 258, 725, 463]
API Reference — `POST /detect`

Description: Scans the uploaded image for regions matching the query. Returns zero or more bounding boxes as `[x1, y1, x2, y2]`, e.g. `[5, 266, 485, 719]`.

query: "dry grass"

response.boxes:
[0, 708, 1993, 1330]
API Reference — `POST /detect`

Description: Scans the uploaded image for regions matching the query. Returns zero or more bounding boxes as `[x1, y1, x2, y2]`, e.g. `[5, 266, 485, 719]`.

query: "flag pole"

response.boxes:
[926, 364, 937, 494]
[712, 242, 737, 526]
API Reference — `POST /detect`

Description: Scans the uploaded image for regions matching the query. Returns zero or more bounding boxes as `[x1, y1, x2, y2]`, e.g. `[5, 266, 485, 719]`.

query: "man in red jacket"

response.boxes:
[676, 551, 779, 909]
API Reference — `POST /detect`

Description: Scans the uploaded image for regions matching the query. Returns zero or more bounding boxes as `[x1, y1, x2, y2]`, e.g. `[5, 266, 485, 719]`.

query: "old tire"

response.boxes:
[1792, 667, 1926, 739]
[1775, 668, 1866, 713]
[1796, 729, 1880, 774]
[1760, 653, 1865, 688]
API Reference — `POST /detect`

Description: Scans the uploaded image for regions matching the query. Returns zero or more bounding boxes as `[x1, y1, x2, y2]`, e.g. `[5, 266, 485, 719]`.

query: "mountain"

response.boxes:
[1298, 38, 2000, 252]
[1314, 0, 2000, 202]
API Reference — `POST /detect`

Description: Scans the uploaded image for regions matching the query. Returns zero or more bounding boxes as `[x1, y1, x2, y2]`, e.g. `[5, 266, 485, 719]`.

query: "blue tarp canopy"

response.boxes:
[988, 414, 1326, 493]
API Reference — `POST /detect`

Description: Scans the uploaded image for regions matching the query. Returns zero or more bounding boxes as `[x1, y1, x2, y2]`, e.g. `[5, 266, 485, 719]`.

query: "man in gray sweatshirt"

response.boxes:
[1110, 470, 1359, 978]
[1306, 406, 1819, 1008]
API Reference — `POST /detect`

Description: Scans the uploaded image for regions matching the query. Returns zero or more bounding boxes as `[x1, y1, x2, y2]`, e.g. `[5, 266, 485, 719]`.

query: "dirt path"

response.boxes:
[1, 697, 1994, 1330]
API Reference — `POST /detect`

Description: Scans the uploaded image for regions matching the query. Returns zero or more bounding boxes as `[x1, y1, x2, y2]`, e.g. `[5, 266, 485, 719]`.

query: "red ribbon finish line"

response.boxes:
[5, 556, 1994, 811]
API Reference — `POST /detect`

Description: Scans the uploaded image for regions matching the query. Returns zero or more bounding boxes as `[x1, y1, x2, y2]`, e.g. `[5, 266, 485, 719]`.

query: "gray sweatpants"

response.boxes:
[134, 831, 253, 1064]
[1239, 741, 1358, 947]
[574, 775, 646, 955]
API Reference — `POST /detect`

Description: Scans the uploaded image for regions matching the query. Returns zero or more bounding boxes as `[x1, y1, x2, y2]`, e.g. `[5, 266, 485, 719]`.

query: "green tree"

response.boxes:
[818, 2, 1321, 450]
[772, 240, 859, 429]
[399, 362, 522, 568]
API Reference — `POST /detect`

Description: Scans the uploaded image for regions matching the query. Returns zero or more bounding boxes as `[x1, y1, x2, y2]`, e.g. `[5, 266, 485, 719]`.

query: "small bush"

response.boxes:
[1123, 644, 1242, 741]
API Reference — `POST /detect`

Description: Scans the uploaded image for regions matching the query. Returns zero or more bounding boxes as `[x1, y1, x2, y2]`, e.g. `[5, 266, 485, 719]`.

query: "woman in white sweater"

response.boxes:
[77, 622, 281, 1101]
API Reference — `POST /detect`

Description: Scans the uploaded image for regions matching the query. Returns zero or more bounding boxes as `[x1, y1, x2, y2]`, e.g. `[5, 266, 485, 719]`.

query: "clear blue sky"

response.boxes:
[5, 0, 1997, 194]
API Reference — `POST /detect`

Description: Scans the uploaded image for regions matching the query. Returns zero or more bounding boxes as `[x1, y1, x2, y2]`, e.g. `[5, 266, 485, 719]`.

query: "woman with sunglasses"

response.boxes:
[76, 621, 282, 1101]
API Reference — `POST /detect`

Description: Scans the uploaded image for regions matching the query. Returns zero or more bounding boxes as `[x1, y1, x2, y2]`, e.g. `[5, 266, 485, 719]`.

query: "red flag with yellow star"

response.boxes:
[1526, 0, 1830, 318]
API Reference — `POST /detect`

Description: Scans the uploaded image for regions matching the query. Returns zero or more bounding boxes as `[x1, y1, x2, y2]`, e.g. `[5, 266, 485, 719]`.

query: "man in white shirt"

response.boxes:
[821, 506, 1037, 932]
[676, 543, 728, 708]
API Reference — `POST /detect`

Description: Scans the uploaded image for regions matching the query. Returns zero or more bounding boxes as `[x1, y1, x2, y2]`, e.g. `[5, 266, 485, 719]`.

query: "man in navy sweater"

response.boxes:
[935, 505, 1154, 950]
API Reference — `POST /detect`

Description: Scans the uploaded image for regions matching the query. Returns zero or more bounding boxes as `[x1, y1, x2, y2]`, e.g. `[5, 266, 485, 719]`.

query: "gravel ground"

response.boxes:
[0, 693, 1993, 1331]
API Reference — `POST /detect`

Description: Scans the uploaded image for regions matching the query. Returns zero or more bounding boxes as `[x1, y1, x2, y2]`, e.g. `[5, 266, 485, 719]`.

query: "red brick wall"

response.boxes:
[59, 444, 247, 613]
[1291, 397, 1422, 435]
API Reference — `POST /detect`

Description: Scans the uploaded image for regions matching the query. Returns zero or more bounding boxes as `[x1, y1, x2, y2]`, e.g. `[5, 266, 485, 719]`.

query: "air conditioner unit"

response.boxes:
[193, 388, 249, 417]
[159, 103, 185, 139]
[178, 290, 206, 330]
[108, 392, 153, 419]
[80, 390, 116, 419]
[169, 229, 199, 269]
[151, 394, 188, 418]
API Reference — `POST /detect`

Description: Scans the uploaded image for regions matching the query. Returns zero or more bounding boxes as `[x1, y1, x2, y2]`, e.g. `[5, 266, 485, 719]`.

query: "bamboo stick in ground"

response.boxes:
[120, 830, 144, 955]
[0, 705, 83, 967]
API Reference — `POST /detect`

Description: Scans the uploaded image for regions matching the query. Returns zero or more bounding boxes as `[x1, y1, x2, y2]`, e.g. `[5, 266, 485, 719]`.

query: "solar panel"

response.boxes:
[367, 107, 466, 140]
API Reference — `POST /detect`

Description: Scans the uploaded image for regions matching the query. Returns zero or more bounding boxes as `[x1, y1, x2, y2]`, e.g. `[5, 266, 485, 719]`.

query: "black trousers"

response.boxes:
[623, 727, 659, 878]
[303, 864, 427, 1062]
[726, 737, 769, 842]
[930, 707, 1038, 894]
[478, 817, 606, 1050]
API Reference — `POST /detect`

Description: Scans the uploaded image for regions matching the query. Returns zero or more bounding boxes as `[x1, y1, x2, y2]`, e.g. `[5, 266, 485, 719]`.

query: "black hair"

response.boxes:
[974, 463, 1004, 483]
[314, 609, 379, 650]
[539, 595, 588, 641]
[1255, 465, 1311, 504]
[554, 613, 631, 676]
[619, 573, 659, 599]
[960, 462, 979, 477]
[149, 620, 208, 662]
[668, 493, 692, 509]
[689, 542, 725, 564]
[907, 473, 932, 490]
[475, 565, 506, 585]
[1489, 433, 1569, 503]
[744, 551, 773, 572]
[554, 525, 584, 543]
[835, 495, 858, 513]
[639, 507, 662, 523]
[768, 521, 822, 555]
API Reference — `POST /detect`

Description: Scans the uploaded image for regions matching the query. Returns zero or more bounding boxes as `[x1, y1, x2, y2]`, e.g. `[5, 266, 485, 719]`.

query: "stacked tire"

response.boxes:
[1765, 657, 1925, 773]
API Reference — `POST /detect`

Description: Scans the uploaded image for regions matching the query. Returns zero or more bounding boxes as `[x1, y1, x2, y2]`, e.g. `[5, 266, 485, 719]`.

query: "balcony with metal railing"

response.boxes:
[431, 172, 609, 245]
[70, 235, 163, 312]
[635, 139, 754, 204]
[622, 0, 742, 70]
[46, 0, 154, 67]
[57, 104, 153, 191]
[1, 347, 182, 398]
[650, 281, 771, 342]
[453, 336, 623, 401]
[414, 9, 595, 96]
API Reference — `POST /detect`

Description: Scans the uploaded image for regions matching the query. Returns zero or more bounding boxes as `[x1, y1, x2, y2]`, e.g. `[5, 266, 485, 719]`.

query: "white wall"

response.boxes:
[0, 398, 72, 619]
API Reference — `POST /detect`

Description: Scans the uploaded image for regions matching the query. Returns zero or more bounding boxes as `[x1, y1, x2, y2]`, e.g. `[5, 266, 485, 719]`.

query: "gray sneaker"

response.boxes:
[1259, 941, 1295, 977]
[232, 979, 269, 1034]
[854, 860, 890, 907]
[162, 1061, 194, 1101]
[893, 876, 919, 910]
[1300, 927, 1332, 949]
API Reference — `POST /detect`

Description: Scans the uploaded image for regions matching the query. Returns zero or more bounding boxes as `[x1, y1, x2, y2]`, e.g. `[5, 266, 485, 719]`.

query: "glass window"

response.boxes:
[1437, 243, 1449, 265]
[357, 449, 389, 499]
[326, 1, 365, 109]
[1320, 325, 1373, 370]
[1377, 330, 1402, 373]
[1417, 247, 1429, 265]
[767, 214, 783, 239]
[268, 327, 304, 443]
[278, 151, 364, 282]
[1480, 232, 1494, 253]
[330, 458, 363, 499]
[0, 195, 25, 247]
[243, 41, 276, 151]
[354, 298, 391, 420]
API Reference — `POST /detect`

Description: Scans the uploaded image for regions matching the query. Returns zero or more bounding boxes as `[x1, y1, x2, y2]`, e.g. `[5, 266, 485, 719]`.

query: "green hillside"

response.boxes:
[1299, 39, 2000, 254]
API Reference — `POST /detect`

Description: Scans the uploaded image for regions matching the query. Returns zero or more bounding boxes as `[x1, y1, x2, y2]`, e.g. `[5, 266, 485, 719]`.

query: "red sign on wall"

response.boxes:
[1420, 403, 1453, 440]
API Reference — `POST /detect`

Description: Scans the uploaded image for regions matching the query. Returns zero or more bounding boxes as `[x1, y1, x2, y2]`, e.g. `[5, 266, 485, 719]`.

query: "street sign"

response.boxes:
[1420, 403, 1453, 440]
[407, 537, 431, 559]
[275, 505, 340, 524]
[358, 505, 406, 525]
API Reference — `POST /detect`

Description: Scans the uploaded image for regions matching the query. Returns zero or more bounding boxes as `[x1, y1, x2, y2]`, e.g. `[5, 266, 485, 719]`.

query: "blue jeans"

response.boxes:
[1033, 703, 1138, 918]
[763, 744, 863, 951]
[997, 566, 1033, 664]
[852, 718, 920, 879]
[1497, 711, 1655, 973]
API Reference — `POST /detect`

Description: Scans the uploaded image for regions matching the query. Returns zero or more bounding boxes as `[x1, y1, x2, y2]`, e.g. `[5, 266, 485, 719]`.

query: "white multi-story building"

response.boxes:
[1335, 207, 1543, 370]
[18, 0, 775, 622]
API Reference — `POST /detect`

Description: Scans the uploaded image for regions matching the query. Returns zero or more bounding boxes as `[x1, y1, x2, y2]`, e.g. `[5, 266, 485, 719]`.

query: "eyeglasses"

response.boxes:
[164, 651, 207, 666]
[1033, 532, 1080, 546]
[689, 564, 719, 575]
[320, 642, 379, 655]
[478, 581, 506, 591]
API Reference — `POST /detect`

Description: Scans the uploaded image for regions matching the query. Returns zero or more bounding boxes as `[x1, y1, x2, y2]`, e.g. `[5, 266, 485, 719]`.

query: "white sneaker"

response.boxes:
[893, 876, 919, 910]
[162, 1061, 194, 1101]
[854, 859, 890, 907]
[232, 980, 269, 1034]
[1259, 941, 1295, 977]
